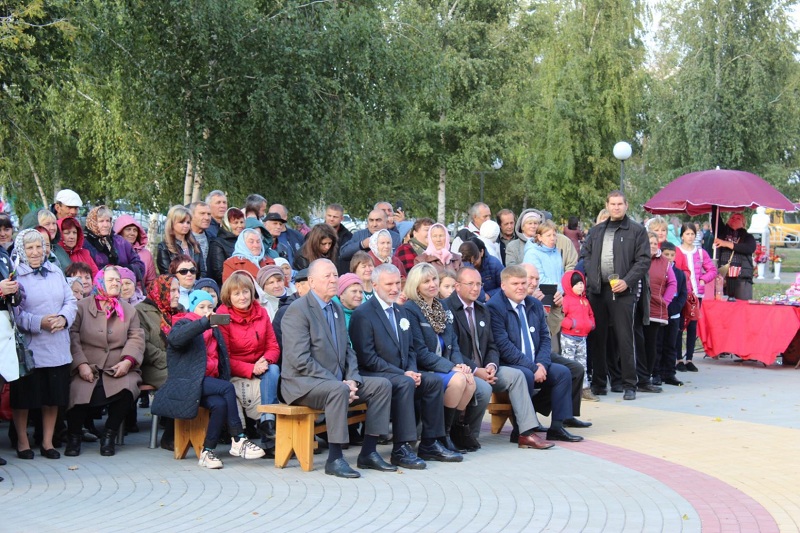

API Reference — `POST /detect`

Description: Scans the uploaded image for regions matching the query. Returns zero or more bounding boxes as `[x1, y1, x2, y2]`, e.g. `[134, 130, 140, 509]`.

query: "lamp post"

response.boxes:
[613, 141, 632, 193]
[475, 157, 504, 203]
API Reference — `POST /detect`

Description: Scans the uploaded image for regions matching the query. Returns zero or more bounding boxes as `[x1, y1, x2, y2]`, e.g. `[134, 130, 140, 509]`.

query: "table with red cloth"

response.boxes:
[697, 298, 800, 365]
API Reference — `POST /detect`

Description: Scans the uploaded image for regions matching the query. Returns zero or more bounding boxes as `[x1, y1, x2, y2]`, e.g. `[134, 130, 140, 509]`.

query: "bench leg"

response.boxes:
[149, 414, 159, 449]
[491, 413, 510, 434]
[273, 413, 316, 471]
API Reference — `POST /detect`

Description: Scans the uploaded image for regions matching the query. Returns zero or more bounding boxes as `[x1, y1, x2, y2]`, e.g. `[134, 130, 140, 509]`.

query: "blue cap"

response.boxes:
[188, 290, 214, 312]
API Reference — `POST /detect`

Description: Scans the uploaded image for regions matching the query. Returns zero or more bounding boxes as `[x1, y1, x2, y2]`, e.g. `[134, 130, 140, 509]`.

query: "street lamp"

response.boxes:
[613, 141, 632, 193]
[475, 157, 503, 203]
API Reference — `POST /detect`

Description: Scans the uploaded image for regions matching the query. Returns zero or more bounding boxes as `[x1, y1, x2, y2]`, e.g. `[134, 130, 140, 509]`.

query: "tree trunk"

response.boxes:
[25, 152, 48, 207]
[183, 157, 194, 205]
[191, 162, 203, 203]
[437, 166, 447, 224]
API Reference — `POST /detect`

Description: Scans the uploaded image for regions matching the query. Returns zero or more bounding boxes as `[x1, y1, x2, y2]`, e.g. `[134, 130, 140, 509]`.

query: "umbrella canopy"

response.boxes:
[643, 169, 795, 216]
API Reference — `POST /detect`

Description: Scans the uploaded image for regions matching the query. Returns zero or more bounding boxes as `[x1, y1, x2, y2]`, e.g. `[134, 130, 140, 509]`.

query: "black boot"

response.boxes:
[440, 408, 466, 453]
[451, 420, 481, 452]
[99, 430, 117, 457]
[64, 433, 82, 457]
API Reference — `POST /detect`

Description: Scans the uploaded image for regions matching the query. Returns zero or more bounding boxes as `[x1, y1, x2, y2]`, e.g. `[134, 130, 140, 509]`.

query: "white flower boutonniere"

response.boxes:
[446, 310, 454, 324]
[399, 318, 410, 331]
[479, 320, 485, 328]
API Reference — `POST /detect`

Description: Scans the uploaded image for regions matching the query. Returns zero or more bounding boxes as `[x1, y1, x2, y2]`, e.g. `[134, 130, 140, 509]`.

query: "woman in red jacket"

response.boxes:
[58, 217, 99, 278]
[217, 270, 280, 439]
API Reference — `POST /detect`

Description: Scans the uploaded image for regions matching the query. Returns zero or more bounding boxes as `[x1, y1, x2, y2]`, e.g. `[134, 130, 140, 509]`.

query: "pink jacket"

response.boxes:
[675, 246, 717, 298]
[114, 215, 157, 290]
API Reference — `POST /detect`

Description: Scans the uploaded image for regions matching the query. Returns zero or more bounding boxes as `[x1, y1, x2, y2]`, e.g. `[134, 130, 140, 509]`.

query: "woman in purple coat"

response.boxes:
[83, 206, 146, 283]
[11, 229, 77, 460]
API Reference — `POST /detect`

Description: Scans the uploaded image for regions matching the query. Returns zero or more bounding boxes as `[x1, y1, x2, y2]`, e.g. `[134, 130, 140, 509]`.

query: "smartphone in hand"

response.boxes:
[209, 314, 231, 326]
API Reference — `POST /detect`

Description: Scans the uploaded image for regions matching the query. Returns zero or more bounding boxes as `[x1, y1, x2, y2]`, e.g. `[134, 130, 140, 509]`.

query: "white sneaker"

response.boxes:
[229, 437, 265, 459]
[199, 449, 223, 469]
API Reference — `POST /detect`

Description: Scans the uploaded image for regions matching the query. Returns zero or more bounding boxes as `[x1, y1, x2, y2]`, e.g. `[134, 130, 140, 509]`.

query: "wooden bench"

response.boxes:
[174, 407, 210, 460]
[258, 403, 368, 472]
[486, 392, 513, 434]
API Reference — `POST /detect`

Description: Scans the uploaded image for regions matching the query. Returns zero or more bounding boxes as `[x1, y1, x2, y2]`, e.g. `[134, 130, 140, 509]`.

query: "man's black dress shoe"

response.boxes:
[637, 383, 663, 393]
[623, 389, 636, 400]
[610, 385, 624, 393]
[546, 427, 584, 442]
[563, 418, 592, 429]
[651, 376, 662, 386]
[417, 440, 463, 462]
[390, 443, 426, 470]
[325, 458, 360, 478]
[16, 449, 34, 460]
[356, 451, 397, 472]
[663, 377, 684, 386]
[40, 447, 61, 459]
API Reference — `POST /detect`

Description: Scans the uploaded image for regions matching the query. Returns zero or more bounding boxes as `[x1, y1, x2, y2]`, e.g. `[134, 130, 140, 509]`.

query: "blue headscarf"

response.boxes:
[232, 228, 266, 266]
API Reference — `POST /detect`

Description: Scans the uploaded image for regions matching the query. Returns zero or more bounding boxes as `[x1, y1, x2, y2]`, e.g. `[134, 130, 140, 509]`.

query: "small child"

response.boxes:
[655, 242, 686, 387]
[194, 278, 220, 309]
[559, 270, 596, 401]
[438, 269, 457, 299]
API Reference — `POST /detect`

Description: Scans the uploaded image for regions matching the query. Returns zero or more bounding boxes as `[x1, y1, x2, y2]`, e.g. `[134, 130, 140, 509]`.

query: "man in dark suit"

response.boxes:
[447, 267, 552, 450]
[281, 259, 395, 478]
[486, 265, 585, 443]
[350, 264, 462, 468]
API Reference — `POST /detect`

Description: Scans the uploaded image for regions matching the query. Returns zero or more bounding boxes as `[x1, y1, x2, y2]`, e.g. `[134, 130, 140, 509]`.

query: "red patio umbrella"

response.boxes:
[643, 168, 795, 216]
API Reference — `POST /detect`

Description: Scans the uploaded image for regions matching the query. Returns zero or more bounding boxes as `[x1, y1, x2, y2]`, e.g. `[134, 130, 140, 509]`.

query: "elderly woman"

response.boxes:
[368, 229, 407, 277]
[169, 255, 198, 309]
[118, 266, 146, 306]
[221, 228, 275, 283]
[293, 223, 337, 271]
[415, 223, 463, 273]
[35, 209, 71, 271]
[65, 266, 145, 457]
[350, 251, 375, 300]
[10, 229, 77, 459]
[403, 263, 478, 453]
[114, 214, 157, 289]
[505, 209, 543, 266]
[332, 273, 364, 331]
[208, 207, 246, 286]
[256, 265, 289, 321]
[84, 206, 145, 282]
[157, 205, 205, 278]
[394, 217, 434, 272]
[58, 217, 98, 277]
[217, 271, 280, 440]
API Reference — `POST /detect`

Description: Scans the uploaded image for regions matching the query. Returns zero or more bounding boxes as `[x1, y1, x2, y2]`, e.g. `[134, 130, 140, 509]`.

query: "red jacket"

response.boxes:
[58, 218, 99, 277]
[560, 270, 595, 337]
[217, 302, 280, 378]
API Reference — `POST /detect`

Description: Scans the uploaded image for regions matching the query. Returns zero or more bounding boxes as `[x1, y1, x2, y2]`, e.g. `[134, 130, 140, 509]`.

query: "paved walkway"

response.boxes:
[1, 356, 797, 532]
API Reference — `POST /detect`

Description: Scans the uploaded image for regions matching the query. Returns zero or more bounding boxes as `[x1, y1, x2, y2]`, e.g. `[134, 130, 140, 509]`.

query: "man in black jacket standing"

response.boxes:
[582, 191, 650, 401]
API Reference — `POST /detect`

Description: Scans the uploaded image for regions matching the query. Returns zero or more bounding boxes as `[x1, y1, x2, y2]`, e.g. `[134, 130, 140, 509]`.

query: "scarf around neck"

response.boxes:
[417, 296, 446, 335]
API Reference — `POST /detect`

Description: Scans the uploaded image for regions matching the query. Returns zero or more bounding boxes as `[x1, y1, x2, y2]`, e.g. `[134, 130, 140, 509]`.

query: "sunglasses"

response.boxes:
[176, 268, 197, 275]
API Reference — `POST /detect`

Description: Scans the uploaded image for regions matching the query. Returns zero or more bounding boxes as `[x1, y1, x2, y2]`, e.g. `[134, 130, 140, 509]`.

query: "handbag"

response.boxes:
[683, 292, 700, 328]
[717, 252, 734, 278]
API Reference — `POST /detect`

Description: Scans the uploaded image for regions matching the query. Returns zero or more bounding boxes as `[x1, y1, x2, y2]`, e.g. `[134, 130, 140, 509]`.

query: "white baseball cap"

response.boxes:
[55, 189, 83, 207]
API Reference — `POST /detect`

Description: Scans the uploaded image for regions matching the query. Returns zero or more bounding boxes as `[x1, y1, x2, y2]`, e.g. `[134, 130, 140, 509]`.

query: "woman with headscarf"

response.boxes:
[368, 229, 407, 277]
[114, 214, 157, 290]
[34, 209, 71, 272]
[11, 229, 77, 459]
[83, 206, 145, 282]
[58, 217, 99, 278]
[207, 208, 246, 287]
[221, 228, 275, 283]
[65, 266, 145, 457]
[505, 209, 543, 266]
[256, 265, 289, 321]
[415, 223, 463, 273]
[117, 266, 146, 307]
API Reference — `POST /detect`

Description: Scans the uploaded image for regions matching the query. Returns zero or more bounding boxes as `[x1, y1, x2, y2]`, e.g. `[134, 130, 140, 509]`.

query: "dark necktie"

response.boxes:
[465, 306, 482, 367]
[517, 303, 534, 359]
[386, 306, 399, 340]
[324, 302, 338, 348]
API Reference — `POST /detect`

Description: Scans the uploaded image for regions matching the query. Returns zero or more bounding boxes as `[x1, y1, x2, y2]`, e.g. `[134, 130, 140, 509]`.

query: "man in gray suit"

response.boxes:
[281, 259, 395, 478]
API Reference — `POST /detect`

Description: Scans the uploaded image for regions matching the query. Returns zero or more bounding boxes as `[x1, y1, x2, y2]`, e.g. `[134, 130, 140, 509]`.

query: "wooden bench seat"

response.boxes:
[486, 392, 513, 434]
[258, 403, 368, 472]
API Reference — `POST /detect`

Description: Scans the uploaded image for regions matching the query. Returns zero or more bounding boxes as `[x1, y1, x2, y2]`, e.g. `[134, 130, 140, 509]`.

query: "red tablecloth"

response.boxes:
[697, 299, 800, 365]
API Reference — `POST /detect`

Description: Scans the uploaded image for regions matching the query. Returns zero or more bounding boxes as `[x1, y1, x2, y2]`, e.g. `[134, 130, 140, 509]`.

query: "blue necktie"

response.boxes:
[324, 303, 338, 347]
[386, 306, 399, 340]
[517, 303, 534, 359]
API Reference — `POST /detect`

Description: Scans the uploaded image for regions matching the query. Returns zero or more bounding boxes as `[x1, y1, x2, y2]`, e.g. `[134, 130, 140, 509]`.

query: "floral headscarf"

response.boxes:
[232, 228, 266, 266]
[13, 229, 49, 277]
[423, 223, 453, 265]
[369, 229, 393, 262]
[85, 206, 119, 265]
[92, 268, 125, 320]
[147, 275, 178, 335]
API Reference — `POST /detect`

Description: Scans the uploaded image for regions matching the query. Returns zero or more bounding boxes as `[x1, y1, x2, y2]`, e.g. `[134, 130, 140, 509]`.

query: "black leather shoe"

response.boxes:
[686, 361, 699, 372]
[450, 423, 480, 452]
[356, 451, 397, 472]
[390, 443, 426, 470]
[531, 425, 548, 433]
[610, 385, 624, 393]
[546, 427, 584, 442]
[100, 430, 117, 457]
[0, 456, 6, 466]
[160, 436, 174, 452]
[64, 434, 82, 457]
[676, 362, 687, 372]
[257, 419, 276, 439]
[40, 446, 61, 459]
[623, 389, 636, 400]
[637, 383, 663, 393]
[440, 435, 466, 453]
[16, 449, 34, 460]
[563, 418, 592, 429]
[664, 377, 684, 386]
[417, 440, 463, 462]
[651, 376, 662, 386]
[324, 457, 360, 478]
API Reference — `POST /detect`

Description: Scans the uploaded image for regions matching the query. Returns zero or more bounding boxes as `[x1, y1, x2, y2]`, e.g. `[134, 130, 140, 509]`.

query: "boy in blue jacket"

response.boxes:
[654, 242, 686, 386]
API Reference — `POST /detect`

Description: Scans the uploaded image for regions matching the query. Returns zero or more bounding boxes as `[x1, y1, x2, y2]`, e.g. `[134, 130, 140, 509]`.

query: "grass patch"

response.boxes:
[771, 247, 800, 270]
[753, 283, 792, 300]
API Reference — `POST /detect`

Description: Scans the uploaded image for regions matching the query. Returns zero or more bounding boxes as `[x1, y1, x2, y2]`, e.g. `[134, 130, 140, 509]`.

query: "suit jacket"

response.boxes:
[280, 293, 362, 405]
[486, 294, 552, 373]
[403, 299, 465, 373]
[444, 292, 500, 370]
[350, 295, 416, 375]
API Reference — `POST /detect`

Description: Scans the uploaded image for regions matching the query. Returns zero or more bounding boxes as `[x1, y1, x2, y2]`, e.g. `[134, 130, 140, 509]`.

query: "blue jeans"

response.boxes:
[201, 376, 243, 449]
[258, 364, 280, 423]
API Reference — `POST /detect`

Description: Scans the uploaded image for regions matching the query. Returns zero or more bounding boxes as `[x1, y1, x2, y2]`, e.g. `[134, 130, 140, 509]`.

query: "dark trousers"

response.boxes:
[201, 376, 244, 449]
[362, 371, 445, 442]
[551, 354, 583, 416]
[682, 298, 703, 361]
[638, 323, 664, 384]
[588, 286, 638, 391]
[67, 389, 134, 435]
[508, 362, 573, 422]
[654, 317, 680, 380]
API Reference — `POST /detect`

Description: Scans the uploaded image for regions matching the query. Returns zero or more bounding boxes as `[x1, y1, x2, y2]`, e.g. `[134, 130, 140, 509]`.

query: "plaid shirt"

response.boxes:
[394, 243, 418, 273]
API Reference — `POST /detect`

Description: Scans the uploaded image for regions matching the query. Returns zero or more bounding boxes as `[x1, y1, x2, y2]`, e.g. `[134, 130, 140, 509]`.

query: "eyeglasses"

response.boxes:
[176, 268, 197, 275]
[460, 282, 484, 288]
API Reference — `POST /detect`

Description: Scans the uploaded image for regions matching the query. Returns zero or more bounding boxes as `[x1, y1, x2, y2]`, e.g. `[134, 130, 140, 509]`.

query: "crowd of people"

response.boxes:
[0, 187, 745, 479]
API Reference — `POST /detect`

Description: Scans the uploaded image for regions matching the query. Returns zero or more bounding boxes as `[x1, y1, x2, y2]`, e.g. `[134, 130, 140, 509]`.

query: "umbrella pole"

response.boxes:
[711, 206, 719, 260]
